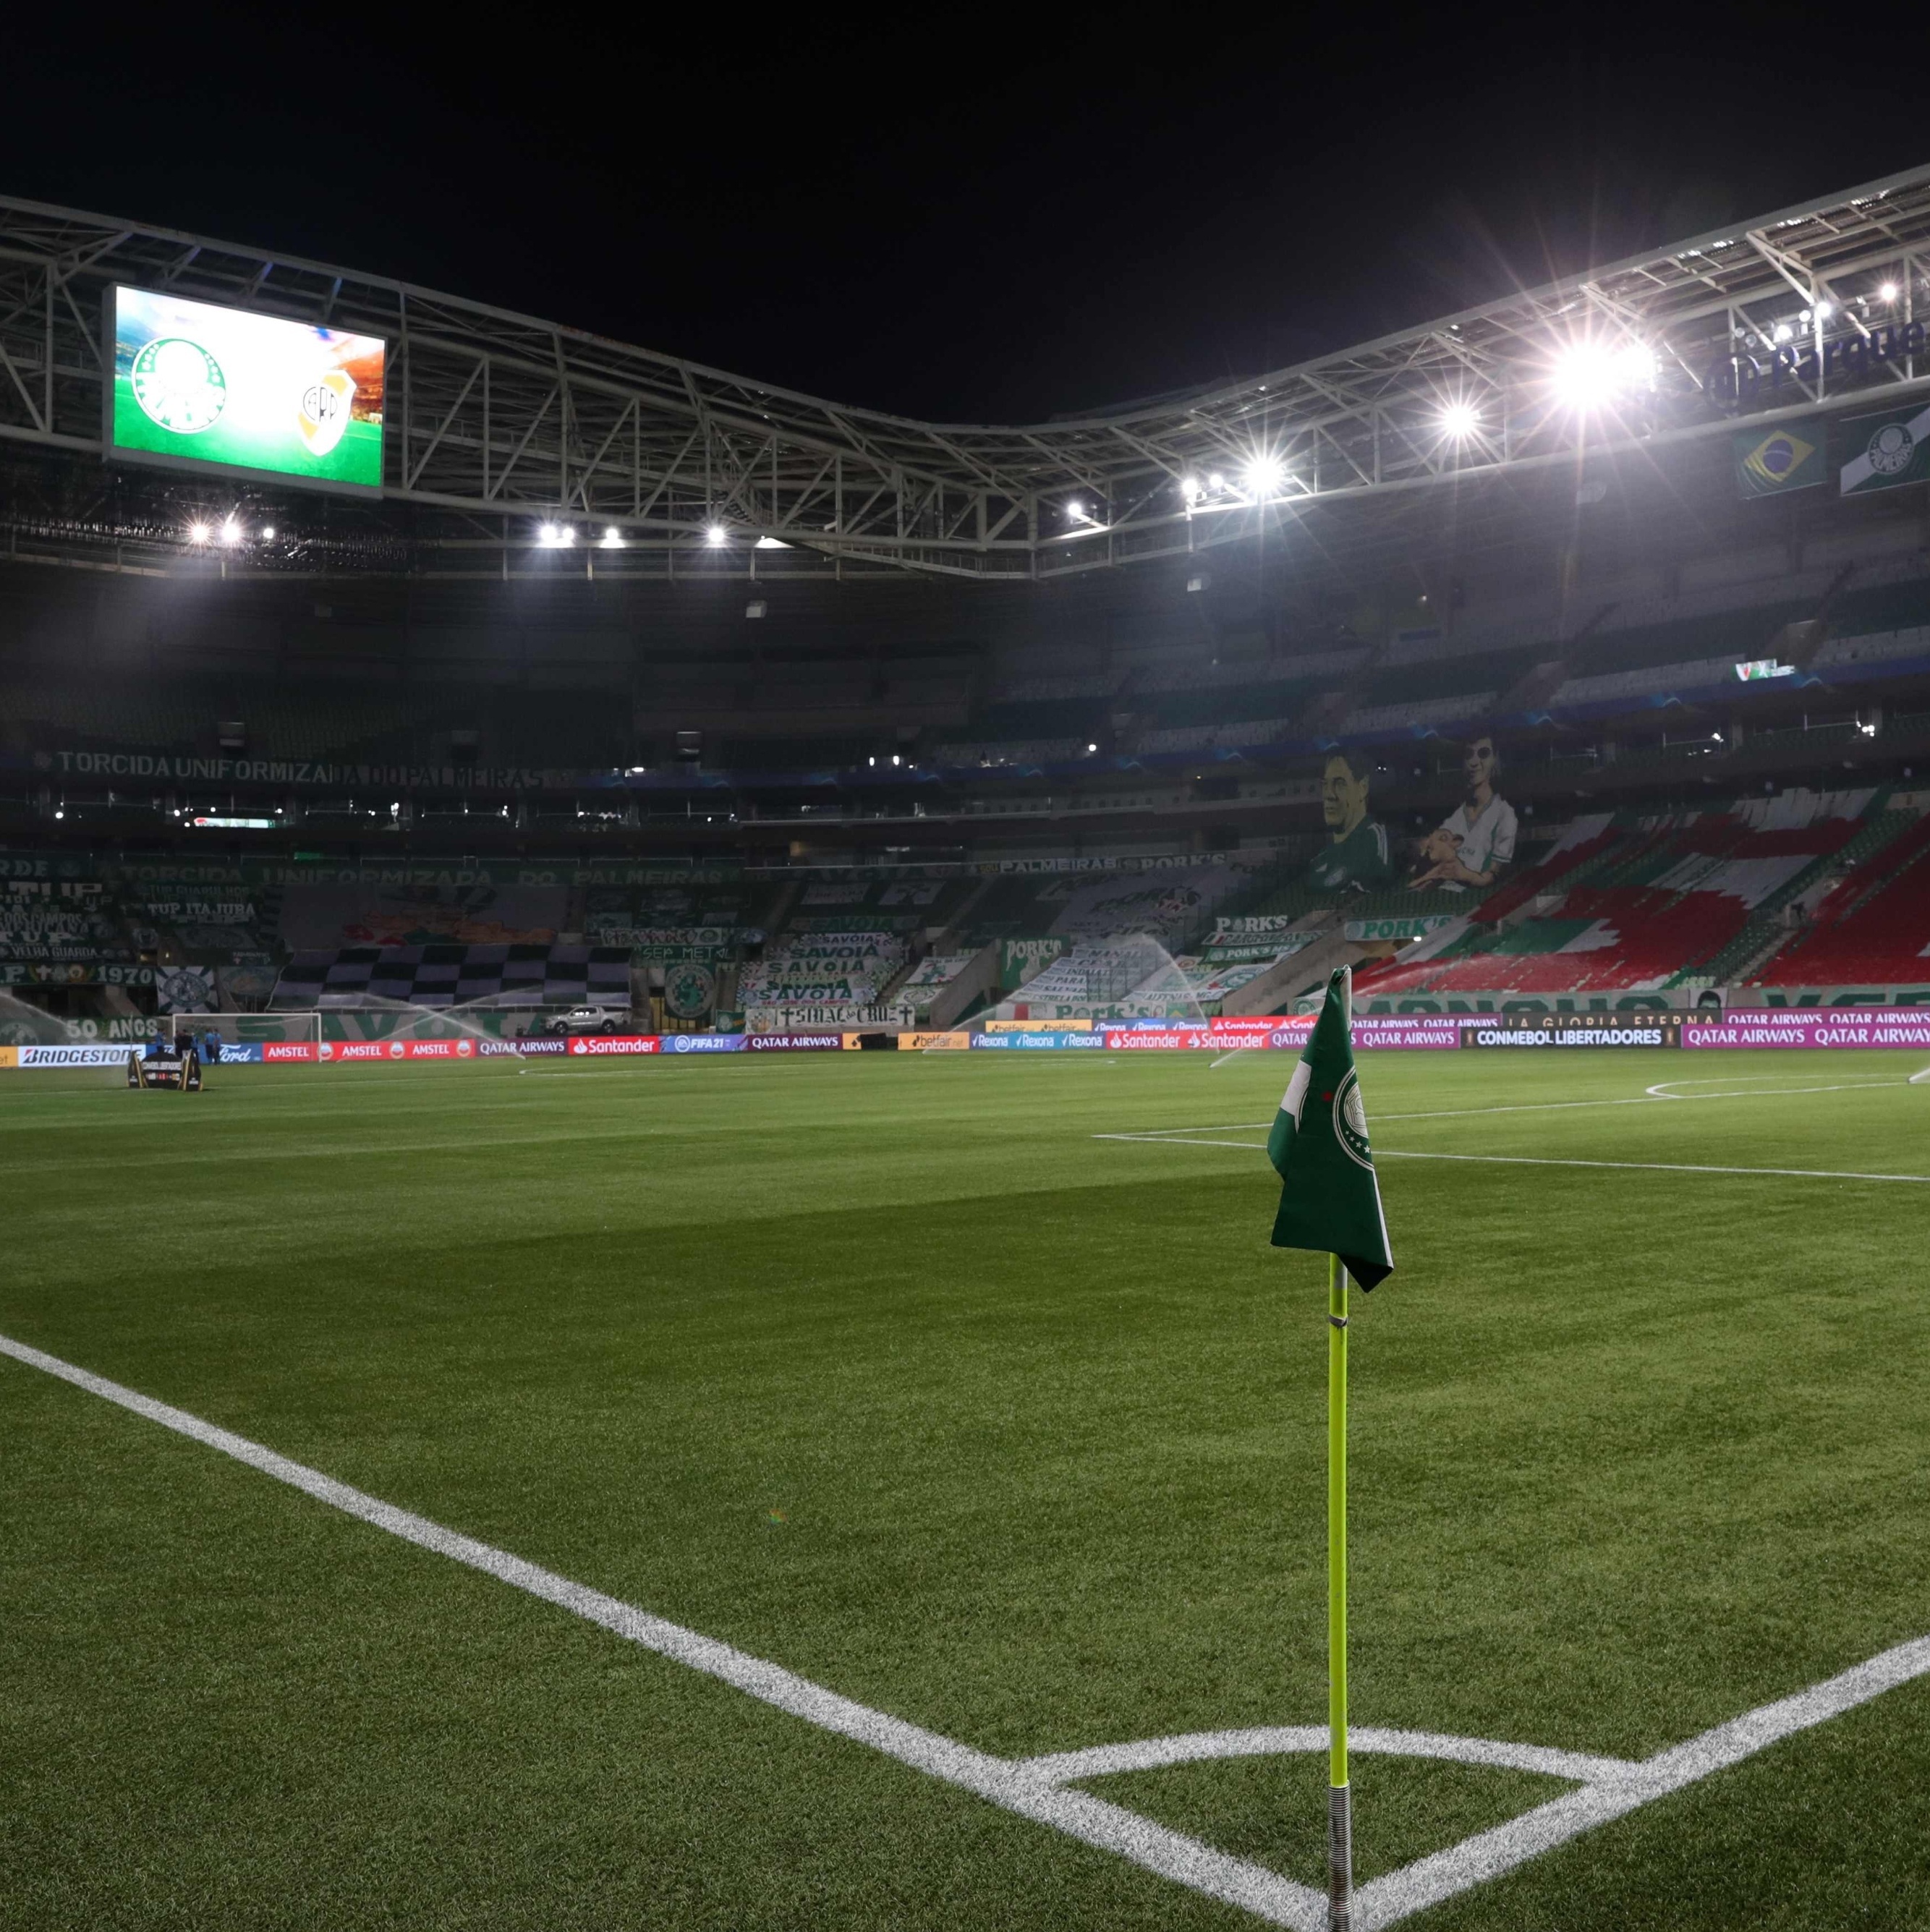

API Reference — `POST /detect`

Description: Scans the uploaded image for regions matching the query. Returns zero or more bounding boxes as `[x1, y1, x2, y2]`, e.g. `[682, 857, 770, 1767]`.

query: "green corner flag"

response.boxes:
[1267, 966, 1393, 1932]
[1267, 965, 1393, 1288]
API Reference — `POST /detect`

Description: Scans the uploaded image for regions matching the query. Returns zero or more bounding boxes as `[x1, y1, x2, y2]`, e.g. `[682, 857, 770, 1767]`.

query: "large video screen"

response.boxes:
[107, 286, 386, 491]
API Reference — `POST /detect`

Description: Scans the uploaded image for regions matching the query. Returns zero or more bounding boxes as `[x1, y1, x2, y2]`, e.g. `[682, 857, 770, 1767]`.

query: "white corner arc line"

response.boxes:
[7, 1328, 1929, 1931]
[1021, 1725, 1641, 1788]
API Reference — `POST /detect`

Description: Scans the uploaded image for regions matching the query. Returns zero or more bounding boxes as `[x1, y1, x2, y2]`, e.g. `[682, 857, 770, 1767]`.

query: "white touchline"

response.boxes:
[1097, 1133, 1930, 1185]
[5, 1330, 1929, 1932]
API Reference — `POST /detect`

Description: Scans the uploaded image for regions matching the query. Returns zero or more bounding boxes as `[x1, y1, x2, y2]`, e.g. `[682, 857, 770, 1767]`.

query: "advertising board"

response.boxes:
[566, 1035, 660, 1055]
[108, 286, 386, 491]
[969, 1031, 1105, 1049]
[662, 1034, 746, 1052]
[742, 1033, 843, 1051]
[1461, 1017, 1682, 1048]
[1685, 1015, 1930, 1049]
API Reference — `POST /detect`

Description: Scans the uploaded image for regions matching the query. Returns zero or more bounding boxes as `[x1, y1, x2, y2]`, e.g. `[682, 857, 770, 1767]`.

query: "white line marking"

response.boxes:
[1098, 1133, 1930, 1185]
[1644, 1078, 1905, 1100]
[7, 1329, 1929, 1928]
[1352, 1634, 1930, 1931]
[1375, 1149, 1930, 1185]
[1022, 1725, 1639, 1789]
[0, 1332, 1325, 1931]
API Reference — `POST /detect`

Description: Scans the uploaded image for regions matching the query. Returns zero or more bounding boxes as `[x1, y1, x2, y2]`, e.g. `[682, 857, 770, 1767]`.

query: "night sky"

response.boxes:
[7, 20, 1927, 425]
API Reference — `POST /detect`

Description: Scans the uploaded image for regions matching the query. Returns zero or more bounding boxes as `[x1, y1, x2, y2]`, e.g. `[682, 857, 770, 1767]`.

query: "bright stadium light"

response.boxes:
[1553, 339, 1652, 409]
[1208, 472, 1225, 490]
[1066, 501, 1087, 522]
[1243, 455, 1285, 496]
[1881, 281, 1900, 302]
[600, 527, 625, 548]
[1181, 475, 1202, 501]
[556, 524, 576, 547]
[1440, 400, 1479, 438]
[1815, 300, 1834, 320]
[260, 524, 276, 540]
[706, 522, 728, 546]
[1773, 323, 1793, 344]
[187, 522, 210, 543]
[537, 522, 561, 546]
[220, 518, 242, 545]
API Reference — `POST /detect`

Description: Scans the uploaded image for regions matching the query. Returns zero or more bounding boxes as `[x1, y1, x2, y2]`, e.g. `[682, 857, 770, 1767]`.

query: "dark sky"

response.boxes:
[7, 18, 1928, 424]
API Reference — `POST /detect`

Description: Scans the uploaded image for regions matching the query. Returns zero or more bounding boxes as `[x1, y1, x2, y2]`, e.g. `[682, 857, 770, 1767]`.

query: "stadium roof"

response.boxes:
[7, 163, 1930, 579]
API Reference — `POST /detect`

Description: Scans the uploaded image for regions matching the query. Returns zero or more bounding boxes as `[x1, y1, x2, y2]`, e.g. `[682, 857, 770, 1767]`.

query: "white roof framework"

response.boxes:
[5, 165, 1930, 579]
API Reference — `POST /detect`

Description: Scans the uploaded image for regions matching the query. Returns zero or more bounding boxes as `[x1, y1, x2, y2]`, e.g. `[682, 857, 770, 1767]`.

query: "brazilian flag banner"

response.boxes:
[1734, 420, 1823, 498]
[1267, 966, 1393, 1288]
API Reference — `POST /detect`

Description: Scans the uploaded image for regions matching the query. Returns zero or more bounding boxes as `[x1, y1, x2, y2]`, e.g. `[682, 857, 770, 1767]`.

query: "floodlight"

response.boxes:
[1440, 400, 1479, 438]
[220, 519, 242, 545]
[706, 522, 728, 545]
[1086, 742, 1098, 754]
[537, 522, 560, 545]
[1243, 455, 1284, 495]
[1181, 475, 1202, 500]
[187, 522, 211, 543]
[1772, 323, 1793, 344]
[1067, 501, 1087, 522]
[556, 524, 576, 546]
[1815, 300, 1833, 319]
[891, 754, 901, 767]
[261, 524, 276, 539]
[1208, 472, 1225, 490]
[1881, 282, 1900, 302]
[1553, 339, 1651, 409]
[600, 527, 625, 548]
[53, 807, 64, 819]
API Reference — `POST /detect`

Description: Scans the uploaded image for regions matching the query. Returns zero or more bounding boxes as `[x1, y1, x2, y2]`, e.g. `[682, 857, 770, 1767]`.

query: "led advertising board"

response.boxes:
[106, 286, 385, 492]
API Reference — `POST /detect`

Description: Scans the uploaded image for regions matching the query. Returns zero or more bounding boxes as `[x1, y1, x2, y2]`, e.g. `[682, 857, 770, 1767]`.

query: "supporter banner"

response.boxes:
[1343, 915, 1460, 943]
[1358, 993, 1672, 1015]
[0, 962, 153, 987]
[1840, 401, 1930, 495]
[1739, 987, 1930, 1008]
[1000, 937, 1069, 990]
[969, 1031, 1106, 1049]
[1461, 1017, 1682, 1047]
[566, 1035, 660, 1055]
[1685, 1015, 1930, 1049]
[742, 1033, 843, 1051]
[1213, 914, 1315, 938]
[661, 1033, 746, 1053]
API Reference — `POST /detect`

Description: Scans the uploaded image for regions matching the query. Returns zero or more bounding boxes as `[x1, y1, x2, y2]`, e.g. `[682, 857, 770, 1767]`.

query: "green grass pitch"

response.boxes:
[3, 1046, 1928, 1928]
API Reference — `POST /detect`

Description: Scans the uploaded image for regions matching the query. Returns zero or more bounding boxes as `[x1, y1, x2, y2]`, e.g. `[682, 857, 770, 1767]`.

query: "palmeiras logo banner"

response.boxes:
[1734, 421, 1822, 497]
[1839, 402, 1930, 495]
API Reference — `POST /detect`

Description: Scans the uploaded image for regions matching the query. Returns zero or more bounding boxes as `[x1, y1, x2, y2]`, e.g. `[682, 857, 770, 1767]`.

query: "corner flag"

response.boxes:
[1267, 966, 1393, 1289]
[1267, 966, 1393, 1931]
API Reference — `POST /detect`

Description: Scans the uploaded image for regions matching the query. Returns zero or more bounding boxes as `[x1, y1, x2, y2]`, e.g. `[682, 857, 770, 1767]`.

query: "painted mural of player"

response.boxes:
[1306, 749, 1393, 893]
[1411, 733, 1517, 890]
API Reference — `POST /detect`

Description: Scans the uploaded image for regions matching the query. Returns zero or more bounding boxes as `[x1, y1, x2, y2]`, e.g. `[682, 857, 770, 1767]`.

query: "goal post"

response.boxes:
[164, 1012, 323, 1049]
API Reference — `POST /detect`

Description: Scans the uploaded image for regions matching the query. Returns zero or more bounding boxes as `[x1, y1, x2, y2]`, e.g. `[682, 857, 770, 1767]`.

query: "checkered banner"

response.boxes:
[271, 943, 631, 1008]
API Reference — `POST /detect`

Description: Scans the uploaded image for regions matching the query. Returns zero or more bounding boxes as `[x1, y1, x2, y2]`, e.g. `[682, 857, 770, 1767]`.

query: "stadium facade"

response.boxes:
[4, 173, 1930, 1037]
